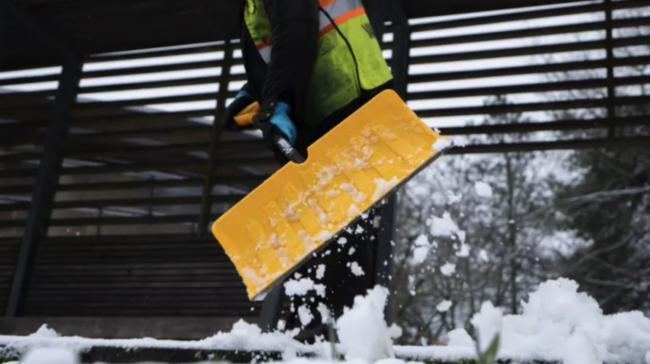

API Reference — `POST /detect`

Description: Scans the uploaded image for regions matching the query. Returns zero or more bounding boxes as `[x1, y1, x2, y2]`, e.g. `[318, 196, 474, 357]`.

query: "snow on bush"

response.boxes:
[455, 278, 650, 364]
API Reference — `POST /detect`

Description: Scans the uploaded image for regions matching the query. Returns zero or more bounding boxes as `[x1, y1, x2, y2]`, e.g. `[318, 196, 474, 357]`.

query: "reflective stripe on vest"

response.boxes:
[255, 0, 365, 64]
[244, 0, 392, 125]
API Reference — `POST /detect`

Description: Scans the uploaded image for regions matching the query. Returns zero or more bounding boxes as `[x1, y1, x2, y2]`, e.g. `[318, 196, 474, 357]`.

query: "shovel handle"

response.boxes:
[270, 133, 305, 164]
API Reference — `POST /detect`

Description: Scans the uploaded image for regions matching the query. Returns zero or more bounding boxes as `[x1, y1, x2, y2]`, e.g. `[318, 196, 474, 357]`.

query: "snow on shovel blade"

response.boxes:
[212, 90, 448, 300]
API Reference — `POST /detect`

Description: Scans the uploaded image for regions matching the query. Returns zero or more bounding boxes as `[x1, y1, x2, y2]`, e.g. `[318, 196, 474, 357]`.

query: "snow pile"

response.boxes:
[20, 347, 78, 364]
[29, 325, 60, 339]
[0, 320, 309, 358]
[336, 286, 395, 362]
[470, 302, 502, 352]
[199, 320, 304, 352]
[457, 278, 650, 364]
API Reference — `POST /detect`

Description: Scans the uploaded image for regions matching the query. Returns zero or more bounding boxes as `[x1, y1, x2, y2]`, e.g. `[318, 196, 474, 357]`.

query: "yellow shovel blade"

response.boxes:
[212, 90, 445, 300]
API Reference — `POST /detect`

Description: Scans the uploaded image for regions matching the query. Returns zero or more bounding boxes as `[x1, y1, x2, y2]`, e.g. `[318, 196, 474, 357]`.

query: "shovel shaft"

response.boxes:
[271, 134, 305, 164]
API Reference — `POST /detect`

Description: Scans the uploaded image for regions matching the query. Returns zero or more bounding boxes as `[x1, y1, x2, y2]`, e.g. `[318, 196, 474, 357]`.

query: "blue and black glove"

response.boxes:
[257, 100, 297, 145]
[256, 100, 303, 163]
[223, 88, 257, 131]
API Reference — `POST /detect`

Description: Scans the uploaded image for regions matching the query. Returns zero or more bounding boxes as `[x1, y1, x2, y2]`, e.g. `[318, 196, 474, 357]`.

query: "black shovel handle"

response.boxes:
[251, 118, 305, 164]
[270, 133, 305, 164]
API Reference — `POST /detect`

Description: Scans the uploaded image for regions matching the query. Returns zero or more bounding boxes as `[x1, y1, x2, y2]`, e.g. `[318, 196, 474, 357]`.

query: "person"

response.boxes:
[223, 0, 394, 338]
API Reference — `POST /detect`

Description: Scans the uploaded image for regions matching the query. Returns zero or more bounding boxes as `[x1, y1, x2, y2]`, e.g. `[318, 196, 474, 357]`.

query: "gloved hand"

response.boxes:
[223, 88, 257, 131]
[256, 100, 297, 145]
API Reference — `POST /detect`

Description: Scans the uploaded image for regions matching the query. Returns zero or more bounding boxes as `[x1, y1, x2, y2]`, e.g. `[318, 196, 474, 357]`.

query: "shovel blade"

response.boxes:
[212, 90, 446, 300]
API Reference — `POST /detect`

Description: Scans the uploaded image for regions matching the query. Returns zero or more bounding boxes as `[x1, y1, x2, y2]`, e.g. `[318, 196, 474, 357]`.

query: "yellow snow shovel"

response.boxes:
[212, 90, 447, 300]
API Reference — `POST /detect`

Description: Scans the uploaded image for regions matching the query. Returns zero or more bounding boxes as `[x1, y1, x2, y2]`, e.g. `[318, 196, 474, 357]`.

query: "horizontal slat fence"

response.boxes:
[406, 0, 650, 152]
[0, 0, 648, 320]
[0, 65, 61, 314]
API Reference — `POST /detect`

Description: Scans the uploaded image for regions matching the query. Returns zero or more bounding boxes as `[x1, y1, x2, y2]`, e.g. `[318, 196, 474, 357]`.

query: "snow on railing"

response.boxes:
[2, 279, 650, 364]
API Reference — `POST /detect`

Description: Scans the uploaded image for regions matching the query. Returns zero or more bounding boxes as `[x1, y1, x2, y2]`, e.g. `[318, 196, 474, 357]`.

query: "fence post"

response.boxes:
[604, 0, 616, 138]
[199, 40, 233, 236]
[374, 0, 411, 323]
[5, 55, 82, 316]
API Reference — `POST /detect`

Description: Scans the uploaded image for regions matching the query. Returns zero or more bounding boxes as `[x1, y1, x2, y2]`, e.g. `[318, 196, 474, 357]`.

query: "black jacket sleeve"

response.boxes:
[261, 0, 319, 124]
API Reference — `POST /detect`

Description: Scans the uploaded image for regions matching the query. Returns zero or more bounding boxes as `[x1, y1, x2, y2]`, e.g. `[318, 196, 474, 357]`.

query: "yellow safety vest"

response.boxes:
[244, 0, 393, 125]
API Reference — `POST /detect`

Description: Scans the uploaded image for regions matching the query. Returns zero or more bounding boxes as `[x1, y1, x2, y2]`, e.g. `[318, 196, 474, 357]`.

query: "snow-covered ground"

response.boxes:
[2, 278, 649, 364]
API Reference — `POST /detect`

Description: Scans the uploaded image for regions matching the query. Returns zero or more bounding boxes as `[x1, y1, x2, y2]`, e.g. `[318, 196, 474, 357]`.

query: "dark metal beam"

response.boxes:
[376, 0, 411, 323]
[199, 40, 234, 235]
[447, 136, 650, 154]
[5, 56, 82, 316]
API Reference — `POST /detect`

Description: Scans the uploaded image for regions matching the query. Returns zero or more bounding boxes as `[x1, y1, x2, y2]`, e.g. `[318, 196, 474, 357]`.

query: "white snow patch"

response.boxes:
[468, 278, 650, 364]
[411, 246, 429, 265]
[372, 177, 399, 201]
[413, 234, 429, 247]
[348, 262, 365, 276]
[315, 265, 326, 280]
[336, 286, 394, 362]
[474, 181, 493, 198]
[446, 192, 462, 204]
[317, 303, 331, 325]
[30, 325, 60, 339]
[432, 137, 453, 151]
[471, 301, 503, 352]
[440, 263, 456, 276]
[337, 237, 348, 246]
[537, 230, 593, 258]
[284, 278, 326, 297]
[447, 328, 475, 347]
[456, 243, 470, 257]
[436, 300, 452, 313]
[478, 249, 490, 262]
[297, 305, 314, 327]
[21, 347, 78, 364]
[430, 212, 460, 238]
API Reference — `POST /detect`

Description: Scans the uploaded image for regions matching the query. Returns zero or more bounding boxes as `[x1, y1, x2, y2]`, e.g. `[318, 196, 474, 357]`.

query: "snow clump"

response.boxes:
[440, 263, 456, 276]
[446, 328, 475, 347]
[432, 137, 453, 151]
[411, 235, 431, 265]
[347, 261, 365, 276]
[436, 300, 452, 313]
[30, 325, 60, 339]
[21, 347, 79, 364]
[471, 301, 503, 352]
[336, 286, 395, 362]
[284, 278, 325, 297]
[297, 305, 314, 327]
[315, 264, 326, 280]
[473, 181, 493, 198]
[429, 212, 460, 238]
[411, 246, 429, 265]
